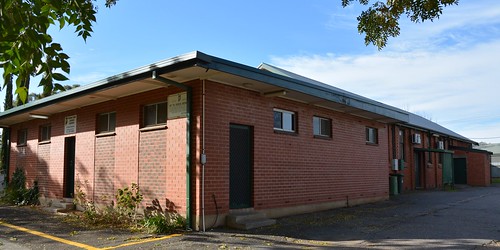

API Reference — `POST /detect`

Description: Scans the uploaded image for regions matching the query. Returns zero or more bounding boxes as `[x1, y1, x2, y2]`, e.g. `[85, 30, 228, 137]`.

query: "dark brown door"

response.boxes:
[229, 124, 253, 209]
[63, 137, 76, 198]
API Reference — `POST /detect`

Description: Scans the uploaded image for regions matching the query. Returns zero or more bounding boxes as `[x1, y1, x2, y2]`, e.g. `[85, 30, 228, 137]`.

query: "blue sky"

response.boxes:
[15, 0, 500, 143]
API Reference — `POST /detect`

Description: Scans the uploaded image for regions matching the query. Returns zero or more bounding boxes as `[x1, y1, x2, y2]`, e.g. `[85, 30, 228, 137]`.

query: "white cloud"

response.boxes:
[270, 1, 500, 143]
[69, 72, 109, 85]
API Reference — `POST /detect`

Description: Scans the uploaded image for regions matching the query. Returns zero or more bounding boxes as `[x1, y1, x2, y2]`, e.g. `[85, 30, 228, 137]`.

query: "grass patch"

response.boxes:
[492, 178, 500, 184]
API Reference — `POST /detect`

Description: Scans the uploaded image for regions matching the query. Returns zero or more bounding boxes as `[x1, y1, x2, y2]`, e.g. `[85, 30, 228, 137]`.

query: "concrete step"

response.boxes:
[41, 198, 75, 213]
[226, 210, 276, 230]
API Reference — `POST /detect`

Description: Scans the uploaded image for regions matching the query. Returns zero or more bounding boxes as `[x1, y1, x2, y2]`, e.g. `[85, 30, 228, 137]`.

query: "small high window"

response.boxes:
[97, 112, 116, 133]
[39, 124, 51, 142]
[366, 127, 378, 144]
[399, 129, 405, 161]
[144, 102, 167, 127]
[18, 129, 27, 146]
[273, 109, 296, 133]
[313, 116, 331, 137]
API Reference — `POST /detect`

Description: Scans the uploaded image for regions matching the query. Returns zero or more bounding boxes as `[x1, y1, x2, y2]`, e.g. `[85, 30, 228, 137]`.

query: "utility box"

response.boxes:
[392, 159, 399, 171]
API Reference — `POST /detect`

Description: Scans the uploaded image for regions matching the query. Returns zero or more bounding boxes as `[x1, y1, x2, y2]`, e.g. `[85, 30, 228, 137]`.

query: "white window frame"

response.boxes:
[18, 129, 28, 146]
[366, 127, 378, 144]
[39, 124, 51, 142]
[97, 112, 116, 134]
[273, 108, 296, 133]
[143, 102, 167, 127]
[313, 116, 331, 137]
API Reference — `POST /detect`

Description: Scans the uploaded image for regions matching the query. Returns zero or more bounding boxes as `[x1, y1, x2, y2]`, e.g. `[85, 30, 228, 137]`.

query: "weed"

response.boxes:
[65, 183, 185, 234]
[142, 198, 185, 234]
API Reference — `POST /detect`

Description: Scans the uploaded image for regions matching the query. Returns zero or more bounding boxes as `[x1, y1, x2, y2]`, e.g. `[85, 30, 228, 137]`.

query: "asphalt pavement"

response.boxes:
[1, 185, 500, 249]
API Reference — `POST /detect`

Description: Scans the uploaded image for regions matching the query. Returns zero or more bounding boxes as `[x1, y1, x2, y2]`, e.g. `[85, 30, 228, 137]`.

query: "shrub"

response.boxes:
[116, 183, 143, 219]
[1, 167, 39, 205]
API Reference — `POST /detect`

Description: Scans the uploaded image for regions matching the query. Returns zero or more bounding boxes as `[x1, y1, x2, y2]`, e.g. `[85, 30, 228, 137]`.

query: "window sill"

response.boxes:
[140, 125, 168, 132]
[38, 140, 51, 145]
[274, 129, 298, 136]
[96, 132, 116, 138]
[365, 142, 378, 146]
[313, 135, 332, 140]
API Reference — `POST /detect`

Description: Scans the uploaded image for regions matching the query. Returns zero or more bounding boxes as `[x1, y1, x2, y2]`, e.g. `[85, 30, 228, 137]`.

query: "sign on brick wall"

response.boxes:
[64, 115, 77, 134]
[168, 92, 187, 119]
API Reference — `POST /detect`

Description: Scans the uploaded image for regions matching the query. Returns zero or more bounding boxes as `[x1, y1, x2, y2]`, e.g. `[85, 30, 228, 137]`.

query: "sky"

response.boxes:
[10, 0, 500, 143]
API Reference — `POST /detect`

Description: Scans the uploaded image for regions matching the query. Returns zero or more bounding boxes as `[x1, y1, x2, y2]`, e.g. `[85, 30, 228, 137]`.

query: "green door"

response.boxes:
[442, 153, 453, 185]
[453, 158, 467, 184]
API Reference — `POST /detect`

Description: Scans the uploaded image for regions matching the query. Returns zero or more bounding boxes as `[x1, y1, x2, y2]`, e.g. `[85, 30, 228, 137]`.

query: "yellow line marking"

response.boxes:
[102, 233, 182, 249]
[0, 220, 101, 250]
[0, 219, 183, 250]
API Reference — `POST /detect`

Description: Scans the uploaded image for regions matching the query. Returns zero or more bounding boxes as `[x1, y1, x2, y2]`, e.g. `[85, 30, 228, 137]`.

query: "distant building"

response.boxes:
[476, 143, 500, 178]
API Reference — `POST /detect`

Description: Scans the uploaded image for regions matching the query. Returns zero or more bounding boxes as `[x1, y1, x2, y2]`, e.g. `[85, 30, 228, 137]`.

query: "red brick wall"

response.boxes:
[37, 143, 50, 196]
[468, 151, 491, 186]
[389, 126, 477, 191]
[8, 86, 188, 212]
[195, 80, 389, 216]
[139, 129, 167, 206]
[165, 118, 187, 213]
[94, 135, 115, 204]
[453, 149, 491, 187]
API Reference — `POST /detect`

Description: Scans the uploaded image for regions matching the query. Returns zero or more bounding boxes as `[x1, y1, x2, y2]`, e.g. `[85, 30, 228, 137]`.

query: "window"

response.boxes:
[97, 112, 116, 133]
[17, 129, 27, 146]
[273, 109, 296, 132]
[313, 116, 331, 137]
[39, 124, 51, 142]
[143, 102, 167, 127]
[366, 127, 378, 144]
[399, 129, 405, 161]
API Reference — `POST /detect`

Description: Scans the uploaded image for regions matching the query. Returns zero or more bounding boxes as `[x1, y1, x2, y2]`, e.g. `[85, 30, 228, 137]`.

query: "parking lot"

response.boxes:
[1, 185, 500, 249]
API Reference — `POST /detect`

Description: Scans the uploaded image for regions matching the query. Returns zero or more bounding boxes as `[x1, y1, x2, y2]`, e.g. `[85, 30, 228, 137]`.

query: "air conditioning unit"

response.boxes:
[437, 141, 444, 150]
[392, 159, 399, 171]
[412, 134, 422, 144]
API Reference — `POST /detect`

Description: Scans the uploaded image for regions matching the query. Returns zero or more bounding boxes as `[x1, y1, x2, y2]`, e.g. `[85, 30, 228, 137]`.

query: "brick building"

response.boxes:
[0, 51, 490, 230]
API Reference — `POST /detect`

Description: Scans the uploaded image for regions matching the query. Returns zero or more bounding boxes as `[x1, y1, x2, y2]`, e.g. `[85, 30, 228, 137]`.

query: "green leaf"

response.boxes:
[61, 60, 70, 74]
[54, 83, 66, 92]
[52, 73, 69, 81]
[59, 17, 66, 30]
[15, 86, 28, 104]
